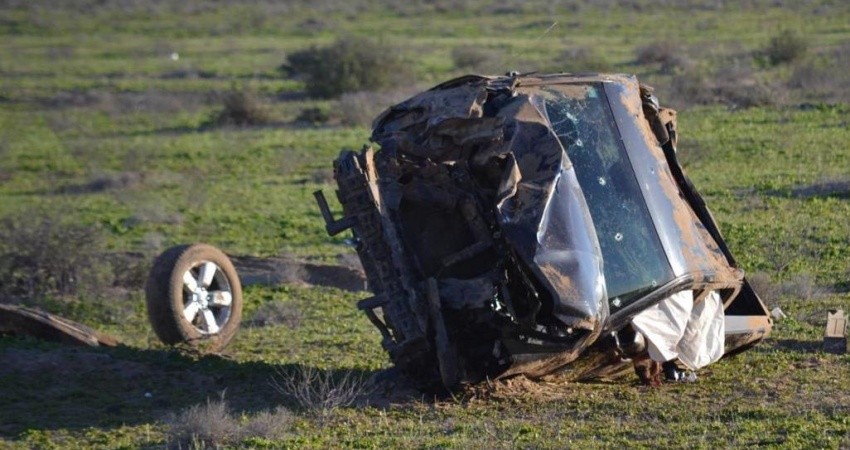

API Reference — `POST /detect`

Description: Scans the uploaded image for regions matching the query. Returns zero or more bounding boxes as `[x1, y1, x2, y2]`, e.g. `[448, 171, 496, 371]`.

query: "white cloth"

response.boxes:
[631, 290, 725, 370]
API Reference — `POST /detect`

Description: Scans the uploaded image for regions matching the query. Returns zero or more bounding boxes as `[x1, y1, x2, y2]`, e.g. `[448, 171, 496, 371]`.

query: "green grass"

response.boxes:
[1, 0, 849, 448]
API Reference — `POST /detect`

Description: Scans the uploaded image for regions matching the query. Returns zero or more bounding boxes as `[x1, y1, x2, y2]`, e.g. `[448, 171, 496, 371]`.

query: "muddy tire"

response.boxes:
[145, 244, 243, 351]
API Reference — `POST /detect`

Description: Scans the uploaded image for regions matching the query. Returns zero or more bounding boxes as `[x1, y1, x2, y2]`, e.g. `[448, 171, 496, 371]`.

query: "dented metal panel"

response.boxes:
[321, 72, 772, 390]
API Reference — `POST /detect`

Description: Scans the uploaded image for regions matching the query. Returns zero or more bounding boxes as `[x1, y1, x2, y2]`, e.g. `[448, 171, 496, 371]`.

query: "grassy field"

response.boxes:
[1, 0, 850, 448]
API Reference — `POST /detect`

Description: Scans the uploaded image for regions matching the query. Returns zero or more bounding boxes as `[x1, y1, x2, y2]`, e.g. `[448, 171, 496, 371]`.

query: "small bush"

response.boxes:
[635, 41, 680, 65]
[763, 29, 807, 65]
[0, 213, 111, 302]
[271, 366, 370, 418]
[670, 64, 778, 109]
[335, 89, 416, 127]
[747, 272, 778, 303]
[451, 45, 501, 72]
[283, 37, 409, 99]
[166, 396, 293, 449]
[787, 43, 850, 104]
[712, 65, 778, 108]
[635, 41, 693, 74]
[240, 406, 293, 441]
[747, 271, 822, 302]
[166, 397, 238, 449]
[208, 89, 273, 127]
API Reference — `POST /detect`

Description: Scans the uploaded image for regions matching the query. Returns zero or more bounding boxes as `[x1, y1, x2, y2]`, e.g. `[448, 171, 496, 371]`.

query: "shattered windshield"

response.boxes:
[540, 84, 674, 308]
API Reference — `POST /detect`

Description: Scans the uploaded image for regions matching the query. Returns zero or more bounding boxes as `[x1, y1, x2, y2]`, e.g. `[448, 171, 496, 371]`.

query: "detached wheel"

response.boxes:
[145, 244, 243, 351]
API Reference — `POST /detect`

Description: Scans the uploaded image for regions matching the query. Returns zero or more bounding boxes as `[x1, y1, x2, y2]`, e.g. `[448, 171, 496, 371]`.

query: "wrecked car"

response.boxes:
[314, 73, 773, 389]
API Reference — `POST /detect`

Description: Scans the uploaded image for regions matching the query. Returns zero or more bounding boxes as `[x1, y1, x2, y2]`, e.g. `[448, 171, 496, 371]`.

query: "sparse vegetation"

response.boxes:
[272, 366, 370, 418]
[166, 395, 293, 449]
[763, 29, 808, 66]
[207, 89, 274, 127]
[1, 0, 849, 448]
[635, 41, 680, 65]
[670, 64, 778, 109]
[284, 37, 409, 98]
[166, 396, 239, 449]
[635, 41, 693, 74]
[0, 213, 110, 302]
[335, 89, 415, 127]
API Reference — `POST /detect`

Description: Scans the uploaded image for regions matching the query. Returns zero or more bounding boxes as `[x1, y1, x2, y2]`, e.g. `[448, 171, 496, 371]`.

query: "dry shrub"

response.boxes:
[208, 89, 273, 127]
[166, 396, 293, 449]
[247, 301, 303, 328]
[763, 29, 808, 66]
[748, 271, 822, 303]
[0, 212, 111, 302]
[283, 37, 409, 99]
[335, 89, 417, 127]
[712, 65, 778, 108]
[240, 406, 293, 441]
[272, 366, 370, 418]
[635, 41, 694, 74]
[451, 45, 502, 72]
[635, 41, 680, 65]
[166, 397, 238, 449]
[747, 272, 778, 303]
[787, 42, 850, 104]
[670, 63, 778, 109]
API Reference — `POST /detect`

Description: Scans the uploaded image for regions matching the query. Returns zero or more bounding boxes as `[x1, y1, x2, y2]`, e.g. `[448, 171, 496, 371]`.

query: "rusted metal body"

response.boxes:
[317, 73, 772, 389]
[0, 304, 118, 347]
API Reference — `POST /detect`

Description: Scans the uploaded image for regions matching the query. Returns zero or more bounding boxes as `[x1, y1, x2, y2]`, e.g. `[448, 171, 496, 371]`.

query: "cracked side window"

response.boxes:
[541, 84, 674, 308]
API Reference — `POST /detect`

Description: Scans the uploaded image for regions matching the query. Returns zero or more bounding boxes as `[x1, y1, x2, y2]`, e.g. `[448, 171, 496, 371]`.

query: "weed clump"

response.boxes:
[335, 89, 415, 127]
[208, 89, 273, 127]
[166, 397, 238, 448]
[787, 43, 850, 104]
[0, 213, 110, 302]
[166, 396, 293, 449]
[283, 37, 409, 98]
[239, 406, 293, 441]
[748, 271, 823, 303]
[635, 41, 680, 65]
[763, 29, 808, 65]
[272, 366, 370, 418]
[634, 41, 693, 74]
[670, 63, 777, 109]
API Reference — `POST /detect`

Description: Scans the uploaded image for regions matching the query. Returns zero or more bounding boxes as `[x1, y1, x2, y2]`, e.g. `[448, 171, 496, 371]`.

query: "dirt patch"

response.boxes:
[790, 180, 850, 199]
[59, 171, 144, 194]
[232, 255, 366, 292]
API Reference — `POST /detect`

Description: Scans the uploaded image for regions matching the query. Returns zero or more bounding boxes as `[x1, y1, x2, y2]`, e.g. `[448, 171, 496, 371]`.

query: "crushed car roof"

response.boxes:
[320, 72, 772, 389]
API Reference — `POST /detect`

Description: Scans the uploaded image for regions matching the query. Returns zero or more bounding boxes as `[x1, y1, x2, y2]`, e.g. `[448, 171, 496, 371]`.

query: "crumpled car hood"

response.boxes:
[319, 73, 771, 389]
